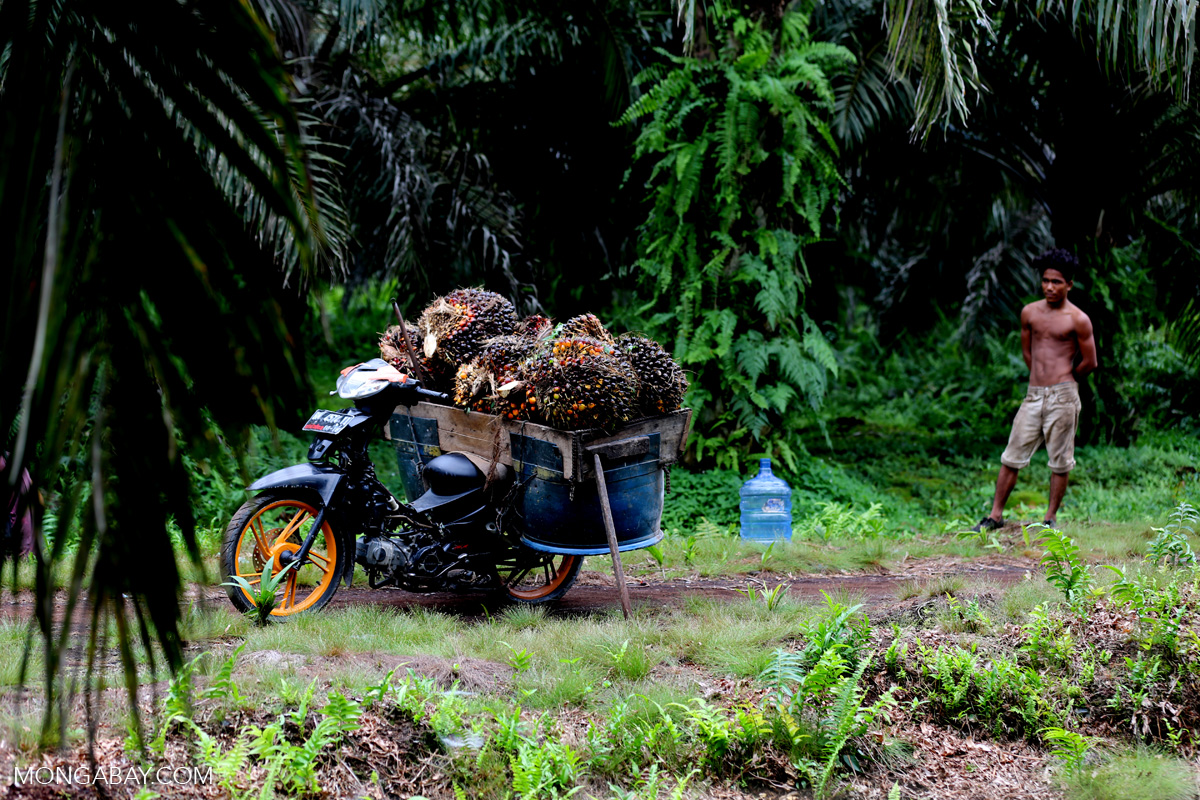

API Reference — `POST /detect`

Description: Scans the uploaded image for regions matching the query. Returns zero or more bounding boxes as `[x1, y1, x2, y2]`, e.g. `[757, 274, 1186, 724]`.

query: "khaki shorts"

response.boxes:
[1000, 382, 1081, 473]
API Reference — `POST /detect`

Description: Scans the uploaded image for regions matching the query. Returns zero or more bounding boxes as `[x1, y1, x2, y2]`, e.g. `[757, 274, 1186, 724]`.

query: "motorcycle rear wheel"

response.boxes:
[495, 548, 582, 604]
[221, 492, 343, 617]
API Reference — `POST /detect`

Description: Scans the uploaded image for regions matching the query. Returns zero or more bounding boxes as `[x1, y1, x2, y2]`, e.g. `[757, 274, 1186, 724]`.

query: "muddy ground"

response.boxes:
[2, 553, 1035, 626]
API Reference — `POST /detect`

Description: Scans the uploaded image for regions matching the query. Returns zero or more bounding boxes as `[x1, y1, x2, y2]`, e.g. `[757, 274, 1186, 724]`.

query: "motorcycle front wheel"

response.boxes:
[221, 492, 344, 617]
[495, 548, 582, 604]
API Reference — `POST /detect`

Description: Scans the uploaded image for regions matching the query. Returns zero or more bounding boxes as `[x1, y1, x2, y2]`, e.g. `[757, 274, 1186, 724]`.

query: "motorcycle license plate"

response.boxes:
[303, 410, 353, 435]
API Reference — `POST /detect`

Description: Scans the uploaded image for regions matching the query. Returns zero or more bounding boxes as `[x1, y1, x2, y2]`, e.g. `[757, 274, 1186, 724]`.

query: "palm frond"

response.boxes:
[1032, 0, 1197, 97]
[316, 68, 527, 301]
[0, 0, 316, 745]
[883, 0, 994, 138]
[1171, 299, 1200, 369]
[957, 203, 1054, 339]
[833, 44, 916, 145]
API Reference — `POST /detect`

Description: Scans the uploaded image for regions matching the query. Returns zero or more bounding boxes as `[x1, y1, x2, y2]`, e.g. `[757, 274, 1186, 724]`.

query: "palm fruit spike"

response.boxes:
[398, 325, 450, 390]
[555, 313, 613, 344]
[477, 335, 541, 383]
[477, 336, 543, 420]
[522, 337, 639, 431]
[379, 325, 408, 366]
[417, 288, 518, 368]
[515, 314, 553, 339]
[452, 359, 497, 412]
[617, 333, 688, 416]
[496, 379, 537, 421]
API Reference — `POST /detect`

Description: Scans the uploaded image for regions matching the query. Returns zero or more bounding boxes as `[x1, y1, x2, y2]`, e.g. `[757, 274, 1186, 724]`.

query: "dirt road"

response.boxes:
[2, 554, 1035, 628]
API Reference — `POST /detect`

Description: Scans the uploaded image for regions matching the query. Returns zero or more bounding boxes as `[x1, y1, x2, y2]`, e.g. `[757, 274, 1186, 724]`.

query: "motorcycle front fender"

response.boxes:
[247, 464, 357, 586]
[247, 463, 344, 505]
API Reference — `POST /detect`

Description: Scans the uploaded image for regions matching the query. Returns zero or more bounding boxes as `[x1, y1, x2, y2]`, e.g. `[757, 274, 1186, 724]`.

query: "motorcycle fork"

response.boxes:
[287, 504, 330, 570]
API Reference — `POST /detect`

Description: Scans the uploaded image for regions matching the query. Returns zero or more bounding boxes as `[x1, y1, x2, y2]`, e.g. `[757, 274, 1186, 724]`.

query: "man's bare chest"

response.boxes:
[1031, 312, 1077, 344]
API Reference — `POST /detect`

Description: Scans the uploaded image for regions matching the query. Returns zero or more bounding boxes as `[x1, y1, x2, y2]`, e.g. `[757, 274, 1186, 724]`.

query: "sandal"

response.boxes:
[970, 516, 1003, 533]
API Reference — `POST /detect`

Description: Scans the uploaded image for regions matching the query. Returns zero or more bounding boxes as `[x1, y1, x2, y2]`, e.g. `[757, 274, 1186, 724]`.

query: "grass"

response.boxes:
[626, 532, 989, 579]
[0, 620, 38, 687]
[994, 577, 1059, 622]
[1062, 746, 1195, 800]
[216, 594, 825, 708]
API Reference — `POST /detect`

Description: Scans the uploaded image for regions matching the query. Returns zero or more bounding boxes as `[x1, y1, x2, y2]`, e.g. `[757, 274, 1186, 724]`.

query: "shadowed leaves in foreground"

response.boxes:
[0, 0, 330, 744]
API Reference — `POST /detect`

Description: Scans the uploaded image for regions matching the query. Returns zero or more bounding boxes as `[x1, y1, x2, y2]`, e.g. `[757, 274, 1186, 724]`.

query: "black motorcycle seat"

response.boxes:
[421, 453, 484, 496]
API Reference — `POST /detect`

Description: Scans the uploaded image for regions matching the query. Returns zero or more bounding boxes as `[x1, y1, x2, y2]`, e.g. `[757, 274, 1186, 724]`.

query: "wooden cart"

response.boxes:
[390, 403, 692, 614]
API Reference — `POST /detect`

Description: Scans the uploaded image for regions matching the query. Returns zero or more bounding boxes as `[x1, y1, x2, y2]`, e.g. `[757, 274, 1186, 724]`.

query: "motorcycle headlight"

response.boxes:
[334, 358, 407, 400]
[337, 378, 389, 400]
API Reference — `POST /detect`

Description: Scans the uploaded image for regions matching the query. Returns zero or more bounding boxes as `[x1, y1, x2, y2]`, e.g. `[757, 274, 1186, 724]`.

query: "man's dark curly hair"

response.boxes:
[1032, 248, 1078, 282]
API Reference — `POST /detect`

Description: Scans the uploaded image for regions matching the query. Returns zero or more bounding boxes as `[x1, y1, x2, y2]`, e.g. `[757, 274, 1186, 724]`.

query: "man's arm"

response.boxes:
[1074, 312, 1098, 378]
[1020, 306, 1033, 370]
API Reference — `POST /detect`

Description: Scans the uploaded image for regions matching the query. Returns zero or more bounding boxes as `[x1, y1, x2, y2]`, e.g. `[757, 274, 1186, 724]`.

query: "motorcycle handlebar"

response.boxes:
[415, 386, 450, 402]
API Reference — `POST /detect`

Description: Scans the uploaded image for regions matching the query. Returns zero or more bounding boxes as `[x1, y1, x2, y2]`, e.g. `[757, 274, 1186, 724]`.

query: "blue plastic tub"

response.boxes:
[390, 404, 690, 555]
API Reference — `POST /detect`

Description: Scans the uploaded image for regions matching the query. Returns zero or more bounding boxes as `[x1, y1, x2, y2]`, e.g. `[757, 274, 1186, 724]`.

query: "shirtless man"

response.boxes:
[971, 249, 1098, 532]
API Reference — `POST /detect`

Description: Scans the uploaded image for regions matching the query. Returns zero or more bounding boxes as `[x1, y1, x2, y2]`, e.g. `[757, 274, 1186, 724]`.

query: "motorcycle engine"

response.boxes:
[356, 536, 411, 578]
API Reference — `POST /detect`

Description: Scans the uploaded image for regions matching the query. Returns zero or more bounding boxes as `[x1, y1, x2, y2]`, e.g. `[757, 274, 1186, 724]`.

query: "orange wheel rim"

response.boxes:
[504, 554, 579, 600]
[232, 499, 336, 616]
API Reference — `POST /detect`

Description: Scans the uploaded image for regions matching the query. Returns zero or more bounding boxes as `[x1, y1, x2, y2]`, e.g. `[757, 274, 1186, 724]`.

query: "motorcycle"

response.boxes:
[220, 358, 582, 617]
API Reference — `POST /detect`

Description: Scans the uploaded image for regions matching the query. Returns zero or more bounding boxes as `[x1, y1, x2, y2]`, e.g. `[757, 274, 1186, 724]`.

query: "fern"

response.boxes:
[1034, 527, 1093, 602]
[201, 642, 246, 705]
[815, 656, 872, 799]
[621, 6, 852, 453]
[760, 648, 808, 703]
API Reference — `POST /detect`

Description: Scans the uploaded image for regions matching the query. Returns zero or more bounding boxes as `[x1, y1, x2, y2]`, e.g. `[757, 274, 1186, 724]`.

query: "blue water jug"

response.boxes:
[739, 458, 793, 542]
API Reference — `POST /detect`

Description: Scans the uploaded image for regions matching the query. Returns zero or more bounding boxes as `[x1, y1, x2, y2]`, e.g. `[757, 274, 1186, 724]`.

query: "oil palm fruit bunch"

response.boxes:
[378, 325, 448, 389]
[555, 313, 613, 344]
[417, 288, 517, 368]
[616, 333, 688, 416]
[493, 378, 539, 421]
[523, 337, 639, 430]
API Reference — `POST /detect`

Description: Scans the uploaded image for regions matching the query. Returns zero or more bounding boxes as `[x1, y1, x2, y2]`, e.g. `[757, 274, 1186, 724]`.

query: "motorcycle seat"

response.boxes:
[420, 453, 485, 496]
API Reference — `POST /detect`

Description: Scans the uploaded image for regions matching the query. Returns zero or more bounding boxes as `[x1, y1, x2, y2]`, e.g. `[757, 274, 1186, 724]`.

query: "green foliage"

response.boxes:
[882, 0, 991, 135]
[149, 654, 201, 754]
[908, 639, 1062, 737]
[620, 4, 852, 459]
[1, 0, 328, 745]
[941, 594, 991, 634]
[659, 469, 743, 531]
[1021, 605, 1075, 671]
[500, 642, 535, 674]
[222, 562, 299, 626]
[882, 0, 1197, 135]
[1042, 727, 1097, 778]
[760, 648, 894, 797]
[796, 501, 885, 541]
[200, 643, 247, 708]
[1031, 526, 1094, 603]
[1147, 502, 1199, 567]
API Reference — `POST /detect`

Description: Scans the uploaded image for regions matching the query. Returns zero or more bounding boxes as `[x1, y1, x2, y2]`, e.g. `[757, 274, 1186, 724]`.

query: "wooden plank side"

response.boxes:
[398, 403, 692, 483]
[585, 436, 650, 460]
[408, 403, 511, 465]
[578, 410, 692, 479]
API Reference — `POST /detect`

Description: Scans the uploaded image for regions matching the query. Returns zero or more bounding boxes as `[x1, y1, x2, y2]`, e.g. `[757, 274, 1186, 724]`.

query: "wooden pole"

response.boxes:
[593, 453, 633, 619]
[392, 299, 428, 384]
